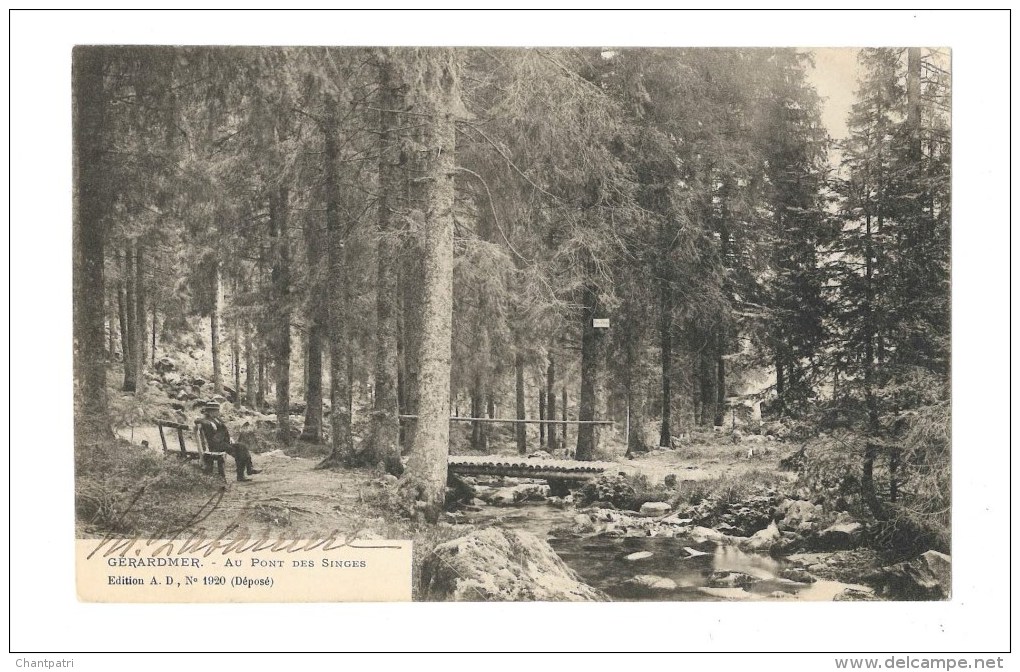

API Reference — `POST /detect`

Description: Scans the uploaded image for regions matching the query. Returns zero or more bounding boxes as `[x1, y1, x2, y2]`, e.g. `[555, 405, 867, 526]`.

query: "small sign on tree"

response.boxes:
[593, 318, 610, 329]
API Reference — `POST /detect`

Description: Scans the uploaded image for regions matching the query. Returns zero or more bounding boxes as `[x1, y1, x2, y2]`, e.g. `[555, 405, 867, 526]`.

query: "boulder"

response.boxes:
[661, 514, 695, 526]
[624, 551, 653, 562]
[814, 519, 864, 551]
[868, 551, 950, 600]
[639, 502, 672, 517]
[778, 567, 817, 584]
[833, 587, 880, 602]
[624, 575, 677, 592]
[710, 571, 758, 588]
[154, 357, 177, 373]
[683, 546, 710, 558]
[689, 526, 739, 544]
[777, 499, 823, 533]
[419, 528, 607, 602]
[479, 483, 549, 506]
[921, 550, 951, 597]
[741, 521, 782, 553]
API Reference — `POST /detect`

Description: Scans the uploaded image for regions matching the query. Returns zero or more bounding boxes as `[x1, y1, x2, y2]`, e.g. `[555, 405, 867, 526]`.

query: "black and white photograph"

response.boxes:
[71, 42, 952, 602]
[8, 7, 1013, 661]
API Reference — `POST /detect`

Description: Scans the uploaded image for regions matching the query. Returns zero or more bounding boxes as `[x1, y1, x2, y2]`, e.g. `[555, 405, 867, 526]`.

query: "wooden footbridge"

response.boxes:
[447, 454, 616, 481]
[400, 413, 618, 491]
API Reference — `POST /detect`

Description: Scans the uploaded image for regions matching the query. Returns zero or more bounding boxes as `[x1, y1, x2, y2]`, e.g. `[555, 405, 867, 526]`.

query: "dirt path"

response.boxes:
[116, 427, 392, 540]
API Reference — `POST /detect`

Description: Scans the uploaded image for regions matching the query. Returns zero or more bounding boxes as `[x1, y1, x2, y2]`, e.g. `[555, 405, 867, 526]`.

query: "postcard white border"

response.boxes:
[7, 6, 1013, 661]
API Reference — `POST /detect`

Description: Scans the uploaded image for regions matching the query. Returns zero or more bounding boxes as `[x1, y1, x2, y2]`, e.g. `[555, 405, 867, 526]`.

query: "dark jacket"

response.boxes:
[197, 417, 232, 452]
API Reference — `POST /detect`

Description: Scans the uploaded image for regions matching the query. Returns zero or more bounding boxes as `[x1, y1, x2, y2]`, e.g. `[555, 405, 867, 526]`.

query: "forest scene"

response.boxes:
[73, 46, 951, 602]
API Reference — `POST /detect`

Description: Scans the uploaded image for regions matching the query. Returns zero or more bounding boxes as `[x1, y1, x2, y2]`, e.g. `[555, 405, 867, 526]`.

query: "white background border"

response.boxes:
[6, 7, 1014, 662]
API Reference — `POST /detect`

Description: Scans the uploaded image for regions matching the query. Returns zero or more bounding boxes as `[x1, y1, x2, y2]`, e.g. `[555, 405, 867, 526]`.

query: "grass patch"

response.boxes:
[673, 468, 789, 509]
[75, 436, 224, 538]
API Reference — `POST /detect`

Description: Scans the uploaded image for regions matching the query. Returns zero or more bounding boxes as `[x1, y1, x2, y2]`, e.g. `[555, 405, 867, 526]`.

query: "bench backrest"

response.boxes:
[156, 421, 190, 456]
[156, 420, 220, 458]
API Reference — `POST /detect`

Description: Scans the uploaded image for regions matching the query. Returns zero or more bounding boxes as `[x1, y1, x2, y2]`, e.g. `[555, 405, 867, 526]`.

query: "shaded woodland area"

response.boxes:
[73, 46, 950, 543]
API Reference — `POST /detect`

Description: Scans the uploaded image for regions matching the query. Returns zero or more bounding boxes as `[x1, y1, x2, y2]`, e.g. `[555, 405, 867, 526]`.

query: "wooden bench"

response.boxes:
[156, 420, 227, 478]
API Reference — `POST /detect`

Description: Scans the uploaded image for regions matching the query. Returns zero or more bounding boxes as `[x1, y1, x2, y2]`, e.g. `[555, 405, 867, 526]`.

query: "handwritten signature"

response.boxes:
[86, 486, 402, 560]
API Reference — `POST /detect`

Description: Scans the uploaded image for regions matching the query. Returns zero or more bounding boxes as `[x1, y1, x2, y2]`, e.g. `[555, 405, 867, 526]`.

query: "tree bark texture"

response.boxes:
[400, 48, 460, 522]
[269, 186, 292, 444]
[659, 276, 673, 447]
[715, 327, 726, 426]
[123, 245, 138, 392]
[245, 326, 256, 409]
[73, 47, 110, 436]
[301, 185, 326, 443]
[323, 118, 354, 463]
[211, 259, 223, 396]
[576, 282, 603, 460]
[515, 351, 527, 454]
[538, 387, 547, 449]
[365, 54, 403, 474]
[135, 243, 147, 376]
[546, 357, 557, 451]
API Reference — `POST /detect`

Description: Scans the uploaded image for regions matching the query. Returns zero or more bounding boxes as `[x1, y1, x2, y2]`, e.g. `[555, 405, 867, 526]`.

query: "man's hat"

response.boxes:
[202, 401, 221, 413]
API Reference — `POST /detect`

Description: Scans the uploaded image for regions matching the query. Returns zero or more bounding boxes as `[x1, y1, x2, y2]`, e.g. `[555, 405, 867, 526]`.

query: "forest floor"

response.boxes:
[75, 420, 899, 601]
[98, 422, 786, 540]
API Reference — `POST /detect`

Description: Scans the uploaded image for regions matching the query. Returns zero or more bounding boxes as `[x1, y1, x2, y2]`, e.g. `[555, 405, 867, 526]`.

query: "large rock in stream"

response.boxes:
[419, 528, 608, 602]
[867, 550, 951, 600]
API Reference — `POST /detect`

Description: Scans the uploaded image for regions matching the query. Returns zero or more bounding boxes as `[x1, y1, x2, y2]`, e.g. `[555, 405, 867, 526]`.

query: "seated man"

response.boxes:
[196, 402, 262, 482]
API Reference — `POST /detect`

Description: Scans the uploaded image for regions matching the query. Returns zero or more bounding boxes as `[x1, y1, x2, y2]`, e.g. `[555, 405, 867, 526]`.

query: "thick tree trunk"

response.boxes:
[861, 212, 884, 519]
[626, 347, 648, 456]
[232, 319, 241, 405]
[116, 264, 129, 383]
[539, 387, 546, 449]
[245, 327, 256, 409]
[400, 48, 459, 522]
[123, 246, 138, 392]
[514, 351, 527, 454]
[135, 243, 147, 376]
[107, 309, 115, 361]
[150, 303, 157, 366]
[270, 186, 292, 444]
[659, 280, 673, 447]
[715, 328, 726, 426]
[699, 353, 715, 427]
[396, 322, 407, 448]
[301, 184, 326, 443]
[691, 365, 701, 427]
[321, 118, 354, 465]
[73, 47, 110, 436]
[399, 242, 422, 455]
[302, 322, 324, 443]
[576, 282, 602, 460]
[256, 351, 266, 411]
[486, 393, 495, 444]
[546, 357, 557, 451]
[210, 260, 223, 396]
[561, 387, 568, 450]
[364, 55, 403, 474]
[469, 373, 487, 452]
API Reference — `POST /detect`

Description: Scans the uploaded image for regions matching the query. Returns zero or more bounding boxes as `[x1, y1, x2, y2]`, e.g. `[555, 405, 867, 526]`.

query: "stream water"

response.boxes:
[460, 502, 864, 601]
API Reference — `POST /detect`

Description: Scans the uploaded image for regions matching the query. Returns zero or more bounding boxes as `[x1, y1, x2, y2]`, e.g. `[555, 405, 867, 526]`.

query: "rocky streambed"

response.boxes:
[436, 473, 950, 603]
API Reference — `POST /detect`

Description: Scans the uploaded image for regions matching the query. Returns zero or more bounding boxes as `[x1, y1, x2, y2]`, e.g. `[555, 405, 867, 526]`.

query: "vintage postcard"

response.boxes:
[72, 44, 951, 604]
